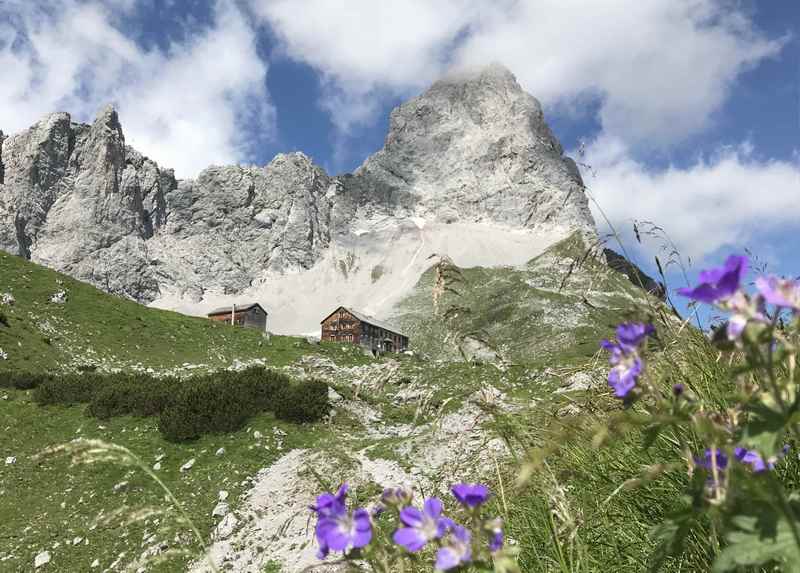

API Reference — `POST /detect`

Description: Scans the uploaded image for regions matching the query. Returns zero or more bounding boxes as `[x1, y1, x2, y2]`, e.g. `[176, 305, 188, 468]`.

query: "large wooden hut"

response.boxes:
[207, 302, 268, 332]
[320, 306, 409, 354]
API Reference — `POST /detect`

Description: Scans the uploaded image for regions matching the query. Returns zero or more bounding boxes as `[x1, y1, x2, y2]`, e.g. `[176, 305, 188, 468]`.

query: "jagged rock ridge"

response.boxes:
[0, 64, 597, 332]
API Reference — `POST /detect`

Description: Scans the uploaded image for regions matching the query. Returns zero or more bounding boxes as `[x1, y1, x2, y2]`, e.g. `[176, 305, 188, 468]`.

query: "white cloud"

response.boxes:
[581, 135, 800, 261]
[252, 0, 785, 146]
[252, 0, 480, 132]
[0, 0, 273, 177]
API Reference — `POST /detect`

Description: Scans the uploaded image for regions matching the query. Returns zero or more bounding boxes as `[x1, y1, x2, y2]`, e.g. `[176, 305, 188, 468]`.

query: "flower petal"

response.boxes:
[423, 497, 443, 518]
[399, 506, 424, 527]
[435, 547, 461, 571]
[393, 526, 428, 552]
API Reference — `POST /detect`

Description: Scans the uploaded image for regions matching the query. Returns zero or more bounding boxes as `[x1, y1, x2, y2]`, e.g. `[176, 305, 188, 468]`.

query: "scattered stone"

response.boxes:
[153, 462, 162, 471]
[211, 502, 230, 518]
[215, 447, 225, 456]
[214, 514, 238, 540]
[72, 537, 82, 546]
[253, 431, 263, 440]
[155, 453, 166, 462]
[218, 490, 229, 502]
[90, 558, 100, 568]
[180, 458, 195, 472]
[113, 481, 129, 492]
[34, 550, 50, 568]
[5, 456, 15, 465]
[0, 292, 15, 305]
[49, 290, 68, 304]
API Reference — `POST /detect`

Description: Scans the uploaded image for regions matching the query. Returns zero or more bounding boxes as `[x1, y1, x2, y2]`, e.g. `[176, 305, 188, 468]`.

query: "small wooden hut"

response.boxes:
[207, 302, 268, 332]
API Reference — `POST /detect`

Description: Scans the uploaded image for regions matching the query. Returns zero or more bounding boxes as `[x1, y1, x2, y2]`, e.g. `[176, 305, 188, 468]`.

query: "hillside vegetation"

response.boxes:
[0, 239, 715, 573]
[0, 249, 366, 374]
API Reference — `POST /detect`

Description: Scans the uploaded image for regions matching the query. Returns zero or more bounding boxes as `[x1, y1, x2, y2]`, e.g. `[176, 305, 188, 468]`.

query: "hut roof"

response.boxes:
[207, 302, 268, 316]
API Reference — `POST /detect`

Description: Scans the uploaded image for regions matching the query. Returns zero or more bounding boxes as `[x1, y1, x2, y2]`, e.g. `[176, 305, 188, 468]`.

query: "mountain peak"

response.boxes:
[1, 65, 597, 331]
[438, 61, 520, 89]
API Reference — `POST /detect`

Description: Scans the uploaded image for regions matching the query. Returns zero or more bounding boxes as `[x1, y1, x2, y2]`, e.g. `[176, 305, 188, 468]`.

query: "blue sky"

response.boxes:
[0, 0, 798, 311]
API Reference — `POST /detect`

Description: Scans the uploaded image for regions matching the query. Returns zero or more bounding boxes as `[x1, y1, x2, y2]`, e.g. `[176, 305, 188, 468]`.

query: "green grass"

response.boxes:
[394, 232, 656, 365]
[0, 250, 369, 374]
[0, 238, 737, 573]
[0, 386, 342, 572]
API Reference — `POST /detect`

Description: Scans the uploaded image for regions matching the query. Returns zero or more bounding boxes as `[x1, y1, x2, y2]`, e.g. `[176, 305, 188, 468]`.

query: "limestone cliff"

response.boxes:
[0, 64, 598, 332]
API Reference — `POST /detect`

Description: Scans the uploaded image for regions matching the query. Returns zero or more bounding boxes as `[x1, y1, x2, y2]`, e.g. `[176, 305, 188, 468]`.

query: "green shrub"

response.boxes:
[33, 373, 106, 405]
[158, 372, 251, 441]
[158, 367, 294, 442]
[0, 310, 8, 326]
[235, 366, 288, 410]
[0, 371, 53, 390]
[273, 378, 330, 423]
[88, 374, 180, 419]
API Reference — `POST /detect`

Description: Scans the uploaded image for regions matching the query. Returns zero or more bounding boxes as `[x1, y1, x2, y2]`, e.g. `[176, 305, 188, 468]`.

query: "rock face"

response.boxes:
[0, 106, 175, 301]
[352, 63, 593, 232]
[0, 64, 597, 331]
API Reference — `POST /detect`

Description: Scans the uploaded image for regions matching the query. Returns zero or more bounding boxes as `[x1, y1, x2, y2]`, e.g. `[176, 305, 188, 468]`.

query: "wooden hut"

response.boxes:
[320, 306, 409, 354]
[207, 302, 268, 332]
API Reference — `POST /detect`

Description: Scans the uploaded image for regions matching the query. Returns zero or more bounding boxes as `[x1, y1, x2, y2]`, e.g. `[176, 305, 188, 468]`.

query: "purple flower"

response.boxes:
[726, 314, 748, 340]
[381, 487, 412, 507]
[601, 323, 654, 399]
[734, 445, 790, 472]
[756, 276, 800, 313]
[672, 383, 685, 397]
[435, 525, 472, 571]
[451, 483, 490, 508]
[606, 354, 643, 398]
[315, 508, 373, 558]
[311, 484, 348, 518]
[393, 498, 452, 552]
[615, 322, 655, 352]
[486, 517, 505, 553]
[694, 448, 729, 471]
[311, 484, 372, 559]
[678, 255, 748, 304]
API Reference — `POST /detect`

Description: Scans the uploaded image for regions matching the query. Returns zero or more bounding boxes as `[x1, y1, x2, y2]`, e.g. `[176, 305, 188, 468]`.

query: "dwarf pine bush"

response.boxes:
[272, 378, 330, 423]
[88, 374, 181, 419]
[34, 372, 105, 404]
[0, 371, 52, 390]
[24, 366, 330, 441]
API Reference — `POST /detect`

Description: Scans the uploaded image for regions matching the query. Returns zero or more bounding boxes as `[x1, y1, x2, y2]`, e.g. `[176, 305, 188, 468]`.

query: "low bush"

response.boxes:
[159, 373, 253, 441]
[18, 365, 328, 441]
[0, 371, 53, 390]
[273, 378, 330, 423]
[34, 373, 106, 405]
[88, 374, 181, 419]
[158, 368, 299, 442]
[158, 369, 330, 442]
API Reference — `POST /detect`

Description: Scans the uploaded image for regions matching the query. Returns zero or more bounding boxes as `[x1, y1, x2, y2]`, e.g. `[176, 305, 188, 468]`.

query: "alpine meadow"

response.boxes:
[1, 2, 799, 572]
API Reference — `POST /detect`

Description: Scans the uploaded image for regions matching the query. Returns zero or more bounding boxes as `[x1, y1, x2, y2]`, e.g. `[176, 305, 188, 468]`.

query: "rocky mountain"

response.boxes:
[0, 63, 597, 333]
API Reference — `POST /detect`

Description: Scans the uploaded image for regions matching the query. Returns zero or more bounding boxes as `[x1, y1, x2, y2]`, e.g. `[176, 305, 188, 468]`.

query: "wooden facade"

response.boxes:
[207, 302, 268, 332]
[320, 306, 409, 354]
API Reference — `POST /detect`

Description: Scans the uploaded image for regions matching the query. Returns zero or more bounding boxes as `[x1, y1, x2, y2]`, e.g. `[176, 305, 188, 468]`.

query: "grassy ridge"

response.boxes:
[394, 232, 656, 365]
[0, 249, 367, 373]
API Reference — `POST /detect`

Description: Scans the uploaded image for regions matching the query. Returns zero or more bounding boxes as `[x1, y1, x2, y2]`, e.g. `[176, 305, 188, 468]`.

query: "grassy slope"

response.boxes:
[0, 238, 712, 573]
[394, 232, 657, 366]
[0, 249, 371, 374]
[0, 250, 376, 572]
